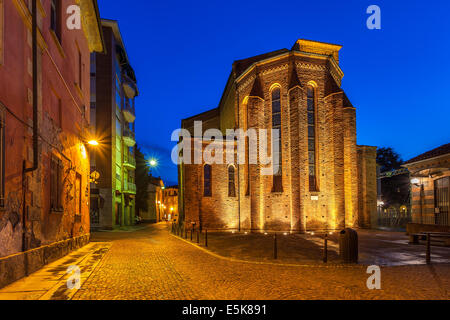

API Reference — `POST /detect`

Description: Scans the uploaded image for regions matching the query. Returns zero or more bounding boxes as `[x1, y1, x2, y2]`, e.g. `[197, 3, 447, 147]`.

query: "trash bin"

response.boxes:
[339, 228, 358, 263]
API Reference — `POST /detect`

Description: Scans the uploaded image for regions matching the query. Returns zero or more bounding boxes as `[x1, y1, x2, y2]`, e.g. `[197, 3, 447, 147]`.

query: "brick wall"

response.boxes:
[182, 47, 377, 232]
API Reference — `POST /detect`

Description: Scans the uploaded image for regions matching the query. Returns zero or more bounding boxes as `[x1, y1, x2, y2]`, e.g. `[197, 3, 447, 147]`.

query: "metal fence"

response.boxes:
[377, 209, 411, 229]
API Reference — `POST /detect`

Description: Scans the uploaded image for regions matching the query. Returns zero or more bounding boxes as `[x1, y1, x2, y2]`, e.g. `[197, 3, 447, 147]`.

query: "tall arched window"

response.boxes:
[243, 97, 250, 196]
[272, 87, 282, 192]
[228, 166, 236, 197]
[204, 164, 212, 197]
[307, 85, 318, 191]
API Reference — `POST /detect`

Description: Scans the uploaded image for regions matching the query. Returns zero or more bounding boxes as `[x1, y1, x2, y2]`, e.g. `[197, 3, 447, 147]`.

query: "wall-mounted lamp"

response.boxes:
[88, 140, 100, 146]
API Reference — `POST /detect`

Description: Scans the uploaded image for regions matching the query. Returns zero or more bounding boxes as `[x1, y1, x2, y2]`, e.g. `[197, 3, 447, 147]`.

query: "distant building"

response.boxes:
[90, 19, 138, 230]
[179, 39, 377, 232]
[141, 176, 164, 223]
[403, 143, 450, 233]
[0, 0, 103, 288]
[163, 186, 179, 223]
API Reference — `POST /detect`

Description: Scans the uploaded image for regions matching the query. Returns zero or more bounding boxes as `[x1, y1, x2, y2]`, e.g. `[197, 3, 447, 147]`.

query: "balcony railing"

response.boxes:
[123, 155, 136, 168]
[123, 100, 136, 123]
[123, 182, 136, 194]
[122, 73, 138, 99]
[123, 127, 136, 147]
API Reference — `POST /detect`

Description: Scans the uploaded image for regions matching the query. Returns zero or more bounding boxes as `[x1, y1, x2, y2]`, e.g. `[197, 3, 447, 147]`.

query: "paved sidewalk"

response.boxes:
[0, 242, 111, 300]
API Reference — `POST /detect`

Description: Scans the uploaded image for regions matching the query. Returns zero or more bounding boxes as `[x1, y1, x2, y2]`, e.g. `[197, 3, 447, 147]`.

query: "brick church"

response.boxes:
[179, 39, 377, 233]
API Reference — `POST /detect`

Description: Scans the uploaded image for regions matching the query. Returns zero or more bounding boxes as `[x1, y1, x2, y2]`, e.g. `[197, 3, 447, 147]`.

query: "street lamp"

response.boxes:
[88, 140, 99, 146]
[149, 158, 157, 176]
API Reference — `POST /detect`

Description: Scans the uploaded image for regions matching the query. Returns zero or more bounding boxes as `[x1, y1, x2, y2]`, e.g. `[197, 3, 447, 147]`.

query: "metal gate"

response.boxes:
[434, 177, 449, 226]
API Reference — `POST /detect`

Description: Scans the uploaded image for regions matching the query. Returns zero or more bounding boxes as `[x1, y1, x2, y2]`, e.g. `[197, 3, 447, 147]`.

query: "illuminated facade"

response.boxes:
[89, 19, 138, 230]
[163, 186, 179, 223]
[180, 39, 377, 232]
[0, 0, 103, 287]
[404, 143, 450, 232]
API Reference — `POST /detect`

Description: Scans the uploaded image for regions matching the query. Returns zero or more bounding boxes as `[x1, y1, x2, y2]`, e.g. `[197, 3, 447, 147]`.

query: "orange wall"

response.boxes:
[0, 0, 94, 257]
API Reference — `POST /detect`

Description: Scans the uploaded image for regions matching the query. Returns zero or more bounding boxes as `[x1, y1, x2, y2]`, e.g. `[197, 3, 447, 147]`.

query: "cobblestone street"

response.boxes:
[74, 224, 448, 300]
[1, 223, 448, 300]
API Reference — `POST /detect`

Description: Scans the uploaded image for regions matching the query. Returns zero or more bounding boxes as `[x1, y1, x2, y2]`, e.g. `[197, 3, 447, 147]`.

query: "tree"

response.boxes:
[377, 147, 410, 211]
[135, 145, 150, 215]
[377, 147, 403, 172]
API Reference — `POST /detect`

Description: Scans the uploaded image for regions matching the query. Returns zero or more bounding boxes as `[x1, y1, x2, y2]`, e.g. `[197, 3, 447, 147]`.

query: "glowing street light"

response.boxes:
[88, 140, 99, 146]
[149, 159, 157, 167]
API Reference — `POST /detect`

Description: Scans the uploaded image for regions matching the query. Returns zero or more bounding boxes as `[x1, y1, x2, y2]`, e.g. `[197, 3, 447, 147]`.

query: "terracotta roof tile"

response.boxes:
[404, 143, 450, 164]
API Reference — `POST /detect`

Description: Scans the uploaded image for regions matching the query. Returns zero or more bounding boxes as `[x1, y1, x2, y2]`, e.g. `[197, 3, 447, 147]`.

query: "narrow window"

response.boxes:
[0, 107, 4, 207]
[434, 177, 449, 226]
[228, 166, 236, 197]
[307, 85, 318, 191]
[50, 155, 63, 211]
[50, 0, 62, 42]
[243, 100, 250, 196]
[75, 172, 82, 215]
[204, 164, 212, 197]
[272, 88, 282, 192]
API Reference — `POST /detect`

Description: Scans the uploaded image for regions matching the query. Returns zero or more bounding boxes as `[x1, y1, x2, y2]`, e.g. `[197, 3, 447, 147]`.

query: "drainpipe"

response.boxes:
[27, 0, 39, 174]
[22, 0, 39, 252]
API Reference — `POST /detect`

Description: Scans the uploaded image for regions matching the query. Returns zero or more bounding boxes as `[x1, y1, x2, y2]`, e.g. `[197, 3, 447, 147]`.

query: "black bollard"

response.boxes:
[323, 234, 328, 263]
[190, 229, 193, 241]
[205, 229, 208, 247]
[197, 231, 200, 244]
[426, 233, 431, 264]
[273, 233, 278, 259]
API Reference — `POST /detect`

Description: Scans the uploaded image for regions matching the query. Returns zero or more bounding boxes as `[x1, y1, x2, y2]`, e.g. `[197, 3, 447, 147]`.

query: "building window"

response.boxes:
[50, 0, 62, 42]
[242, 98, 250, 196]
[204, 164, 212, 197]
[228, 166, 236, 197]
[434, 177, 449, 226]
[75, 172, 82, 215]
[272, 87, 282, 192]
[50, 155, 63, 211]
[0, 106, 4, 207]
[307, 85, 318, 191]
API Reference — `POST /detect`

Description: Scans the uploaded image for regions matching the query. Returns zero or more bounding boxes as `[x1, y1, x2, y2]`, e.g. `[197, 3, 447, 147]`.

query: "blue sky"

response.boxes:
[98, 0, 450, 185]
